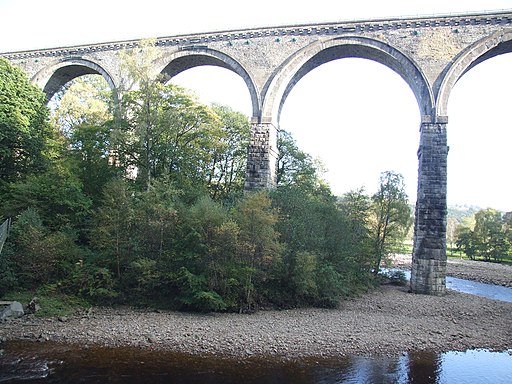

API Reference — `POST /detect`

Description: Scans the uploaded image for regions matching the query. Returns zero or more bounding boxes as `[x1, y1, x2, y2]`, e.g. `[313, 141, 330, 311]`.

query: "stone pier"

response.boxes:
[410, 117, 449, 295]
[244, 122, 279, 190]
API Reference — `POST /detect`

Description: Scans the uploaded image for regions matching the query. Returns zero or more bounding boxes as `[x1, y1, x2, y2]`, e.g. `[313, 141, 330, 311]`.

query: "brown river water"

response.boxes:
[0, 340, 511, 383]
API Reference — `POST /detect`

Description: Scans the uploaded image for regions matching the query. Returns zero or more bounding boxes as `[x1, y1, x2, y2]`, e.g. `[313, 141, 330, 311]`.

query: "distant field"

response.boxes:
[399, 242, 511, 265]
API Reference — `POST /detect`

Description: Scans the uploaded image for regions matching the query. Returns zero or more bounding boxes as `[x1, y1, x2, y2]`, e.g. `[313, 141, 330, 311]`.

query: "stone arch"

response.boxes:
[437, 29, 512, 116]
[157, 48, 259, 119]
[261, 36, 433, 125]
[31, 58, 117, 101]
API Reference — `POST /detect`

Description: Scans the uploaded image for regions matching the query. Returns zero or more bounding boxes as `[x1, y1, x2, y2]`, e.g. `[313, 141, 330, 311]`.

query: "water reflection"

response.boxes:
[0, 341, 511, 383]
[405, 351, 440, 384]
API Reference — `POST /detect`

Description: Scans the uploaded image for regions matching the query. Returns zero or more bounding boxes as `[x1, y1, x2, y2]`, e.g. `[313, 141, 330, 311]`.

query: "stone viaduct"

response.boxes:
[2, 10, 512, 295]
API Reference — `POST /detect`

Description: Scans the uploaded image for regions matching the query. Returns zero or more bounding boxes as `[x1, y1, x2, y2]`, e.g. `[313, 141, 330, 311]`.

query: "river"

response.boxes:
[447, 276, 512, 303]
[384, 269, 512, 303]
[0, 341, 511, 383]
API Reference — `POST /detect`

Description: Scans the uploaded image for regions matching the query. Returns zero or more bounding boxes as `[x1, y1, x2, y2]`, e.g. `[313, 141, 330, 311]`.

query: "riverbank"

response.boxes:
[390, 254, 512, 287]
[1, 284, 510, 360]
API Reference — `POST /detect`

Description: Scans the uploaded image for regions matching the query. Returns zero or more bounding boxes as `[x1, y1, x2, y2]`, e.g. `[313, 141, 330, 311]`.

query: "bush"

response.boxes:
[171, 267, 227, 312]
[379, 269, 408, 286]
[64, 261, 118, 303]
[315, 264, 347, 308]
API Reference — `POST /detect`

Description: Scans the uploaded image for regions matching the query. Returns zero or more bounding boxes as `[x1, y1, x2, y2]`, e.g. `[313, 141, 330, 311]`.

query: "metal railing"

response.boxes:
[0, 218, 11, 255]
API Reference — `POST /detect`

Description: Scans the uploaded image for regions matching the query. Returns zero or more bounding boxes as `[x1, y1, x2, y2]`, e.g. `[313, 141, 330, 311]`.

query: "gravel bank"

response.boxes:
[1, 284, 510, 360]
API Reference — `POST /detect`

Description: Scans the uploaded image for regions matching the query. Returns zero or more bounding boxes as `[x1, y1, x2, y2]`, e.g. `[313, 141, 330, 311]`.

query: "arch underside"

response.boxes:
[269, 37, 433, 124]
[464, 38, 512, 74]
[437, 30, 512, 116]
[43, 65, 99, 99]
[161, 54, 232, 79]
[160, 51, 259, 119]
[36, 59, 116, 102]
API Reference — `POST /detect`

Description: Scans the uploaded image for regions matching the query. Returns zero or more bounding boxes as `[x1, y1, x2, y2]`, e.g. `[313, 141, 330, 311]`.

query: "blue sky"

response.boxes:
[1, 0, 511, 211]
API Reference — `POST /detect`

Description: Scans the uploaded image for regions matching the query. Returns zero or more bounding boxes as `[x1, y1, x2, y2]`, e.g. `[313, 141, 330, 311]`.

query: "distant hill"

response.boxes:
[447, 205, 480, 224]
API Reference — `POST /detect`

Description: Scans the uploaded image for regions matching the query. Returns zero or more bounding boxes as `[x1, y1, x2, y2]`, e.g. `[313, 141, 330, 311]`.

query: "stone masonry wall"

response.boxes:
[411, 119, 449, 295]
[244, 123, 279, 190]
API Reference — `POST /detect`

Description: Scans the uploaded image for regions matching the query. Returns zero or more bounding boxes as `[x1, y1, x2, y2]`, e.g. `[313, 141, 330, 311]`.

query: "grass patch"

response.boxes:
[447, 247, 512, 265]
[3, 288, 89, 318]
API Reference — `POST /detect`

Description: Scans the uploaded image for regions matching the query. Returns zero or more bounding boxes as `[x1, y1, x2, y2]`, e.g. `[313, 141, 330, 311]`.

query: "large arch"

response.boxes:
[31, 58, 117, 101]
[157, 48, 259, 119]
[437, 29, 512, 116]
[261, 36, 433, 125]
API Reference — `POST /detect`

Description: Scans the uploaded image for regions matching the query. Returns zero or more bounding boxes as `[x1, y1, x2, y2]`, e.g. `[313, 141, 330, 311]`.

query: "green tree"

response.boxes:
[3, 208, 80, 289]
[173, 195, 242, 311]
[206, 104, 251, 200]
[473, 208, 509, 261]
[130, 178, 178, 261]
[234, 191, 282, 311]
[1, 162, 92, 232]
[276, 130, 320, 190]
[114, 40, 221, 191]
[0, 58, 53, 182]
[371, 171, 412, 272]
[91, 179, 135, 278]
[50, 75, 112, 135]
[337, 188, 374, 272]
[67, 122, 120, 203]
[455, 225, 477, 259]
[271, 184, 374, 307]
[115, 80, 221, 191]
[48, 74, 117, 203]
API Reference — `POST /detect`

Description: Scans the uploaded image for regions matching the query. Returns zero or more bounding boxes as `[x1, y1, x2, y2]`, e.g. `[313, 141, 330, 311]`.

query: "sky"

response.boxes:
[1, 0, 511, 211]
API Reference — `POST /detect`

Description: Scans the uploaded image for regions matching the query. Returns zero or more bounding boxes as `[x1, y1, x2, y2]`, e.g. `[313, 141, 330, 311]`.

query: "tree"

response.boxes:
[234, 191, 282, 310]
[206, 104, 251, 200]
[67, 122, 120, 203]
[49, 75, 112, 135]
[473, 208, 509, 262]
[130, 178, 179, 261]
[371, 171, 412, 272]
[113, 40, 222, 191]
[1, 162, 92, 232]
[175, 195, 242, 311]
[0, 58, 53, 182]
[91, 179, 135, 278]
[337, 188, 374, 272]
[455, 225, 477, 259]
[276, 130, 321, 190]
[117, 82, 221, 191]
[3, 208, 80, 289]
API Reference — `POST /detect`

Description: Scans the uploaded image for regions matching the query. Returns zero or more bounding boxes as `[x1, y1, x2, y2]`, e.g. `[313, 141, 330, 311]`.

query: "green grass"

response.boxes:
[446, 246, 512, 265]
[3, 288, 90, 317]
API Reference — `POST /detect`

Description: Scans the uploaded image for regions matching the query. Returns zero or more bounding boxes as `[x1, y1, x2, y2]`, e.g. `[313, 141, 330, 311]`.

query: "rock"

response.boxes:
[0, 301, 24, 320]
[27, 297, 41, 314]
